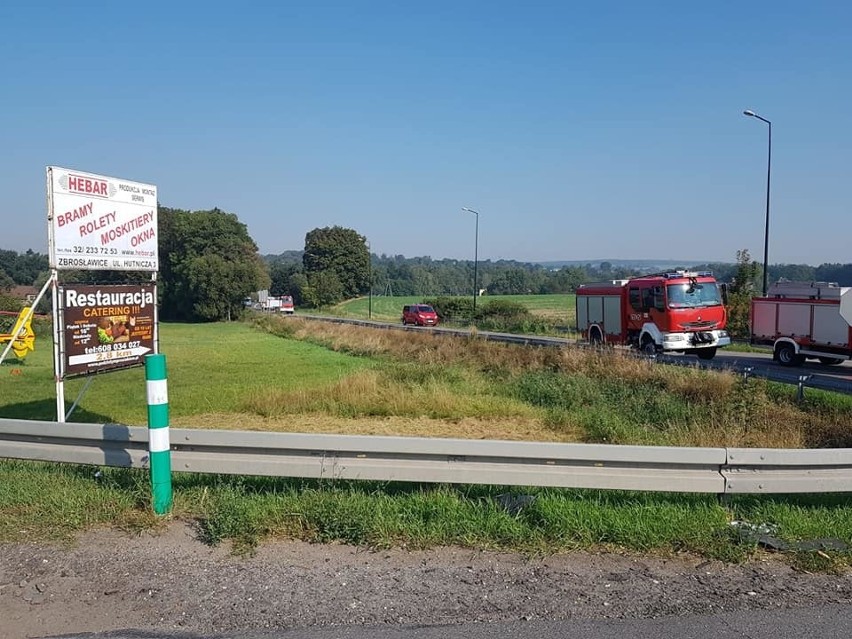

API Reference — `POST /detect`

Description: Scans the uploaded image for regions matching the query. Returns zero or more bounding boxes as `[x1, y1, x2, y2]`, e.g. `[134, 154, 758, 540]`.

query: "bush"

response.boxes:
[0, 293, 23, 313]
[424, 296, 474, 322]
[423, 296, 554, 333]
[475, 300, 528, 320]
[475, 300, 551, 334]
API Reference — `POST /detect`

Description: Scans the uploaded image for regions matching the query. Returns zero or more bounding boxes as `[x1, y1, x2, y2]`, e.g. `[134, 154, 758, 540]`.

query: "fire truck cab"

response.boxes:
[576, 271, 731, 360]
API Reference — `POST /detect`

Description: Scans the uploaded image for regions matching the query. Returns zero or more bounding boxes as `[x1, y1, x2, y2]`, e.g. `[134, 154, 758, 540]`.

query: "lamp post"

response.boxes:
[743, 109, 772, 296]
[461, 207, 479, 317]
[367, 240, 372, 320]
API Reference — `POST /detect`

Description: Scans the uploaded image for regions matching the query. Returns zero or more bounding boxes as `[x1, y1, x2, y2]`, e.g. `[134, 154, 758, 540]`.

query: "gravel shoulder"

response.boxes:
[1, 521, 850, 639]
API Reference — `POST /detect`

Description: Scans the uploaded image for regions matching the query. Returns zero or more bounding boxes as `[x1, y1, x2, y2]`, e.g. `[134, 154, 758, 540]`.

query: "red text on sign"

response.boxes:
[68, 175, 108, 196]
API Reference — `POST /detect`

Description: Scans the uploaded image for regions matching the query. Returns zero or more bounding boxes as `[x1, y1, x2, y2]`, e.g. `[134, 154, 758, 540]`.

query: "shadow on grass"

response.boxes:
[0, 398, 116, 422]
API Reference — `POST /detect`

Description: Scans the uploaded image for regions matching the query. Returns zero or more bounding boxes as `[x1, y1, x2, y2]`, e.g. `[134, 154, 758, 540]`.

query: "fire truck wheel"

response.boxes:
[641, 339, 657, 356]
[696, 347, 717, 360]
[817, 357, 845, 366]
[775, 343, 804, 367]
[589, 327, 603, 346]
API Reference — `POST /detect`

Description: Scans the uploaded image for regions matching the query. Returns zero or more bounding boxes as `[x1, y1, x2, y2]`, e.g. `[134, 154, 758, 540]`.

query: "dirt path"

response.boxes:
[1, 522, 850, 638]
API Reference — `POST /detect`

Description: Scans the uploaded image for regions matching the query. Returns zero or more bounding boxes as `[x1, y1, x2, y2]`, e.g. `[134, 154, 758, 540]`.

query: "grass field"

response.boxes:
[2, 316, 851, 566]
[0, 322, 370, 426]
[333, 294, 577, 326]
[4, 316, 850, 444]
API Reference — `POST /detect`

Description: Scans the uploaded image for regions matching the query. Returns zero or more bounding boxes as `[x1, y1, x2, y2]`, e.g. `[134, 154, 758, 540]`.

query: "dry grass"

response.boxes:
[169, 412, 579, 442]
[250, 317, 852, 449]
[240, 367, 538, 422]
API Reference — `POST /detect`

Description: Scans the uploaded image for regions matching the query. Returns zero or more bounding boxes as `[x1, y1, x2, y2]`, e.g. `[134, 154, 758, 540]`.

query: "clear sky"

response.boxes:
[2, 1, 850, 265]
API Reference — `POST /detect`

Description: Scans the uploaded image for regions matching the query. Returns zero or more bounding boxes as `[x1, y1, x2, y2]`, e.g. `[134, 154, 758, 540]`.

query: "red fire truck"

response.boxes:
[576, 271, 731, 360]
[751, 281, 851, 366]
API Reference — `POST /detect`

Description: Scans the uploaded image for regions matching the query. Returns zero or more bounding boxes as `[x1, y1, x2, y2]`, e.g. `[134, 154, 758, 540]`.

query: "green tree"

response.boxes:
[0, 291, 21, 312]
[0, 269, 14, 291]
[816, 263, 852, 286]
[303, 270, 345, 308]
[302, 226, 369, 301]
[0, 249, 49, 286]
[159, 207, 270, 321]
[288, 272, 310, 306]
[726, 249, 759, 340]
[269, 261, 301, 297]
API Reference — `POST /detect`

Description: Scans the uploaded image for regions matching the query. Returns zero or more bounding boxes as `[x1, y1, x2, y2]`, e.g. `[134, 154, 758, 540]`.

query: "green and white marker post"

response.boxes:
[145, 353, 172, 514]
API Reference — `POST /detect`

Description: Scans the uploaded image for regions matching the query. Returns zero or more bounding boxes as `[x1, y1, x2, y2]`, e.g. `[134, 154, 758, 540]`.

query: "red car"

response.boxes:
[402, 304, 439, 326]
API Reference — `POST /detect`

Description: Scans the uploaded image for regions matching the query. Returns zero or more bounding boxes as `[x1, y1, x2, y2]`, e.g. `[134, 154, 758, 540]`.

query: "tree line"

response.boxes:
[3, 210, 852, 320]
[268, 245, 852, 304]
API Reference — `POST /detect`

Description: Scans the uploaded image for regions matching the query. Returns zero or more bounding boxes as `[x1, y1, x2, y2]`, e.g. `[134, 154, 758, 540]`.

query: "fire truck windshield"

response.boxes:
[666, 282, 722, 308]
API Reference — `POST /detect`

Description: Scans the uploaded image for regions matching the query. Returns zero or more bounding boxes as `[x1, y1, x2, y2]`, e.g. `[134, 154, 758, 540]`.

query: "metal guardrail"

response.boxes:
[1, 419, 850, 494]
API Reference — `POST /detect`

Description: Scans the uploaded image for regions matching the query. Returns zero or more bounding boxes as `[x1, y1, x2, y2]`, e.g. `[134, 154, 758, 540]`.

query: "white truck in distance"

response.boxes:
[751, 281, 852, 367]
[247, 290, 296, 315]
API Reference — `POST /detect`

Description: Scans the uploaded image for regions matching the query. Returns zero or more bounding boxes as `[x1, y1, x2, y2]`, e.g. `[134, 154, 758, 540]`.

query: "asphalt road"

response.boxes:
[713, 347, 852, 380]
[666, 347, 852, 395]
[46, 604, 852, 639]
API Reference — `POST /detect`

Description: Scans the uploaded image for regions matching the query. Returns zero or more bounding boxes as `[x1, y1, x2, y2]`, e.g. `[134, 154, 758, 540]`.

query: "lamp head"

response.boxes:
[743, 110, 756, 117]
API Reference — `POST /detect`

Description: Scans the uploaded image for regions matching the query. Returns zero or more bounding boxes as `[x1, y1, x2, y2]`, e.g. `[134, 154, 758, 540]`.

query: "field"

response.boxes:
[3, 316, 850, 446]
[333, 294, 577, 326]
[0, 323, 369, 426]
[2, 316, 851, 565]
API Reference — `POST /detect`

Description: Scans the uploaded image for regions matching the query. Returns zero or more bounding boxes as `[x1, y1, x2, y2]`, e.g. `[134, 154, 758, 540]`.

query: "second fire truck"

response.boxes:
[576, 271, 731, 360]
[751, 281, 851, 366]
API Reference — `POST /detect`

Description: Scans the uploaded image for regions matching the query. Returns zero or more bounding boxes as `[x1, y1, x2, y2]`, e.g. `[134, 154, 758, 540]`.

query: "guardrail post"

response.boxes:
[796, 374, 812, 403]
[145, 354, 172, 514]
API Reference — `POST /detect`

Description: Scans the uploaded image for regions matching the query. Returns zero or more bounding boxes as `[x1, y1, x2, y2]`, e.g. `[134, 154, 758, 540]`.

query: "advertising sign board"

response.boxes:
[47, 166, 158, 272]
[61, 284, 157, 378]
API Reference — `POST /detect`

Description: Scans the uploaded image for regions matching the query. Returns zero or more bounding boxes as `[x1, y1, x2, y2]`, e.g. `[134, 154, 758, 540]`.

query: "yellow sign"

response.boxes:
[0, 307, 36, 359]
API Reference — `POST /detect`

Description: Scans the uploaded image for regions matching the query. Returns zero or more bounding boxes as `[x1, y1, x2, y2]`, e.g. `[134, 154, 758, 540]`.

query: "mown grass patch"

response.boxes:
[0, 322, 369, 424]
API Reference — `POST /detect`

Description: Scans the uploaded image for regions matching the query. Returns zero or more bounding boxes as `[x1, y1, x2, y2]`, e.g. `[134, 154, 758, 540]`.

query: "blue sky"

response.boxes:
[2, 1, 850, 265]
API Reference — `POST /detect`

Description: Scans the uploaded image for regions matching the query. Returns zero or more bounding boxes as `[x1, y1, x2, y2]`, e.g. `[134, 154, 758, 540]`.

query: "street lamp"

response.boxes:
[461, 207, 479, 317]
[743, 109, 772, 296]
[367, 240, 372, 320]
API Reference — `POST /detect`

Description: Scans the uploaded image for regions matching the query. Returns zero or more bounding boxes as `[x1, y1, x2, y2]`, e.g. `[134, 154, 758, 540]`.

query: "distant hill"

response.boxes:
[261, 251, 725, 272]
[263, 250, 303, 264]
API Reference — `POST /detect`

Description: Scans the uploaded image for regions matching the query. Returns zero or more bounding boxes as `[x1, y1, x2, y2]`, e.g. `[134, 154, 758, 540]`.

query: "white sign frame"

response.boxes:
[47, 166, 158, 272]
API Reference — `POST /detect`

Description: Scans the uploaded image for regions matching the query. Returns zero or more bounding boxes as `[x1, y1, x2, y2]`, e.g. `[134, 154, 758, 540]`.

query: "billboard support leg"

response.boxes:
[65, 376, 94, 421]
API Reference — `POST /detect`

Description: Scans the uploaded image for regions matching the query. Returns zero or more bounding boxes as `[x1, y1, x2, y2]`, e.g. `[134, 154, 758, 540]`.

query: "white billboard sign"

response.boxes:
[47, 166, 158, 272]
